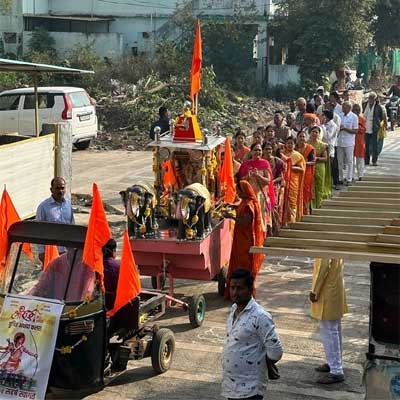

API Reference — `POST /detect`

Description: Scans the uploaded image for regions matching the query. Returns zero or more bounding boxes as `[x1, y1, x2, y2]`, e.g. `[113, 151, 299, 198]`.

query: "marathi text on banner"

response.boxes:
[0, 294, 63, 400]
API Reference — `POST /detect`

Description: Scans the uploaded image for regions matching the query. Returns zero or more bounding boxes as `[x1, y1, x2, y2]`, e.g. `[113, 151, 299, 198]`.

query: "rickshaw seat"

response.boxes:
[108, 296, 140, 337]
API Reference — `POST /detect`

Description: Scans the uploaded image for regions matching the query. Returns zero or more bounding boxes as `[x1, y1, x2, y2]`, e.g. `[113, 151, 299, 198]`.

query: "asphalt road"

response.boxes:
[66, 130, 400, 400]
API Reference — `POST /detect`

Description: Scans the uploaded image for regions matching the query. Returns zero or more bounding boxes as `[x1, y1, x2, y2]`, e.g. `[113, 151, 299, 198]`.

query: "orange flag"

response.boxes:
[190, 19, 202, 102]
[0, 189, 33, 269]
[107, 230, 141, 317]
[82, 183, 112, 286]
[43, 245, 59, 271]
[162, 159, 178, 190]
[220, 137, 236, 203]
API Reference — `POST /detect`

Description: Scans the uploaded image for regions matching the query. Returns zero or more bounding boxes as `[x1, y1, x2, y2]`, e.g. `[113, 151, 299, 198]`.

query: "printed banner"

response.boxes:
[0, 295, 63, 400]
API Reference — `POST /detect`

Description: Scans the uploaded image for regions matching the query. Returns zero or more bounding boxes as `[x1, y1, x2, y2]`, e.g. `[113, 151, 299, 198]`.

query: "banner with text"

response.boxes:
[0, 294, 63, 400]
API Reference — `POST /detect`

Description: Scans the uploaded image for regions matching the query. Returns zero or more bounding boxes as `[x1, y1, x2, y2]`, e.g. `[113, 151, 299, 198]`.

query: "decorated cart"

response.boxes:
[119, 20, 235, 328]
[121, 100, 235, 327]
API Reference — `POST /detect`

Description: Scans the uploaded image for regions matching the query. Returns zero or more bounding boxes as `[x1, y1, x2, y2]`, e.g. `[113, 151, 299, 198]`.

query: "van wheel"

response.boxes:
[75, 140, 91, 150]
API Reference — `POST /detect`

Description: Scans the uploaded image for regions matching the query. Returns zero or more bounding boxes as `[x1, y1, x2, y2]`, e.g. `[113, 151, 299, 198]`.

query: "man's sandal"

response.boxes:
[317, 373, 345, 384]
[314, 363, 330, 372]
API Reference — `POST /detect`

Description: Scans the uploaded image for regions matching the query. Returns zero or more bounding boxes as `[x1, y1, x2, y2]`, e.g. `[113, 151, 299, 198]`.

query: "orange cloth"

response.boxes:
[43, 245, 59, 271]
[0, 189, 33, 270]
[190, 19, 202, 102]
[298, 144, 315, 211]
[282, 151, 305, 223]
[82, 183, 112, 288]
[224, 181, 265, 299]
[162, 159, 178, 190]
[220, 137, 236, 203]
[108, 230, 141, 317]
[354, 115, 366, 158]
[29, 251, 95, 302]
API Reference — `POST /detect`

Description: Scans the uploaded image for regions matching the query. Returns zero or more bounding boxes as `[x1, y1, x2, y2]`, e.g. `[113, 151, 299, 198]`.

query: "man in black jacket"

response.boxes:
[149, 106, 170, 140]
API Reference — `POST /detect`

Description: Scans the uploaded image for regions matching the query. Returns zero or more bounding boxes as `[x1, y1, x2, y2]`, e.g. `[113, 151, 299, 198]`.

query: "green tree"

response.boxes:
[202, 19, 258, 93]
[271, 0, 373, 89]
[373, 0, 400, 74]
[27, 28, 56, 57]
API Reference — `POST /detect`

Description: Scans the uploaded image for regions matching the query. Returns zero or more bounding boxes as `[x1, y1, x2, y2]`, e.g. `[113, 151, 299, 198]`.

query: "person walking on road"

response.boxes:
[362, 92, 386, 166]
[36, 177, 75, 260]
[310, 258, 348, 384]
[36, 177, 74, 225]
[222, 268, 283, 400]
[337, 101, 358, 185]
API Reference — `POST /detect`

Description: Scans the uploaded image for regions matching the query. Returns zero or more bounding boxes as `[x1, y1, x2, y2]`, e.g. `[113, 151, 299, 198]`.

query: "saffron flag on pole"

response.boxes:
[0, 188, 33, 270]
[82, 183, 112, 287]
[220, 137, 236, 203]
[43, 245, 59, 271]
[190, 19, 202, 102]
[107, 230, 141, 317]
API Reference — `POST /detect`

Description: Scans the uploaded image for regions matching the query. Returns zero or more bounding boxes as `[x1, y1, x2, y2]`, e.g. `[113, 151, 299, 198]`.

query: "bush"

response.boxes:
[267, 82, 305, 102]
[27, 28, 56, 57]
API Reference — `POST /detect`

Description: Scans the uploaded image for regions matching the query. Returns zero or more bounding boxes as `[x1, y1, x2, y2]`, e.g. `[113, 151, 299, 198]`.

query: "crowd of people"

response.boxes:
[231, 89, 387, 239]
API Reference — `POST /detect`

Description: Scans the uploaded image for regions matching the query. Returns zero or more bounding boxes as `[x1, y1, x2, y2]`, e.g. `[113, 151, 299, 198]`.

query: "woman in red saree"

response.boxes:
[224, 180, 265, 299]
[296, 131, 315, 215]
[237, 143, 276, 235]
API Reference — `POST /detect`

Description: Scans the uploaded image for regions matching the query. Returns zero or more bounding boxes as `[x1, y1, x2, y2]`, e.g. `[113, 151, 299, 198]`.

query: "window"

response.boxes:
[69, 92, 90, 107]
[23, 94, 54, 110]
[0, 95, 20, 111]
[132, 47, 138, 56]
[3, 32, 17, 44]
[142, 32, 150, 39]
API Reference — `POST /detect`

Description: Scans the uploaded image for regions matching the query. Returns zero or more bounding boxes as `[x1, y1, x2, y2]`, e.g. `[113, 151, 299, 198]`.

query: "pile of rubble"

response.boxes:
[92, 94, 288, 151]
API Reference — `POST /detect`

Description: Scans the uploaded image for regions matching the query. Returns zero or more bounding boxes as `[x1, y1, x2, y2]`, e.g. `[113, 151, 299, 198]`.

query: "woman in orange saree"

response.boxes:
[282, 136, 306, 224]
[296, 131, 315, 215]
[224, 180, 265, 299]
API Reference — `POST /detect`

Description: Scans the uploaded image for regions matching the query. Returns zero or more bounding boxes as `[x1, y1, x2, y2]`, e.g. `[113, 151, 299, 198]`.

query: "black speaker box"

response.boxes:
[370, 262, 400, 346]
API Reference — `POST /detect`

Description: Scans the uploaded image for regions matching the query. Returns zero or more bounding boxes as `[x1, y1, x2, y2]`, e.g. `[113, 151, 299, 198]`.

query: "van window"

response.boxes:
[0, 94, 20, 110]
[69, 91, 90, 107]
[23, 94, 54, 110]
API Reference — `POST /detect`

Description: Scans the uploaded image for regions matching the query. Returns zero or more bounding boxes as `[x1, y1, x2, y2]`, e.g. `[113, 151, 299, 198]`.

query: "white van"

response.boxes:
[0, 86, 98, 150]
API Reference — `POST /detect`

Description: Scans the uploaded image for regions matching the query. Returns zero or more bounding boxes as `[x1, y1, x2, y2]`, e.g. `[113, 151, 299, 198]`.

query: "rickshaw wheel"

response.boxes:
[151, 276, 166, 290]
[151, 328, 175, 373]
[188, 294, 206, 328]
[217, 267, 227, 296]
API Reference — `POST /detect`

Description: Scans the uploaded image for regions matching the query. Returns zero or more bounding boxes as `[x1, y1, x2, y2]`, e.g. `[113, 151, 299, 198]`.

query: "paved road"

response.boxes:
[67, 130, 400, 400]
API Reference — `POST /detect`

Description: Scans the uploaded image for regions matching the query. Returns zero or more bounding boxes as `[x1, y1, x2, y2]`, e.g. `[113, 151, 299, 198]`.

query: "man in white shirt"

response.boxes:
[221, 269, 283, 400]
[337, 102, 359, 185]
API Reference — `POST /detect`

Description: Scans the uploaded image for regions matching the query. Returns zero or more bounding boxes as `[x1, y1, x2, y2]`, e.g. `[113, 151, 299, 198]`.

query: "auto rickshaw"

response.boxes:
[0, 221, 175, 397]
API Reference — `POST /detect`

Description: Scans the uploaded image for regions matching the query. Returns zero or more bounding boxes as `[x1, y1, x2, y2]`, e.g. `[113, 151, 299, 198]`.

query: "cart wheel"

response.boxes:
[188, 294, 206, 328]
[151, 276, 166, 290]
[217, 267, 227, 296]
[151, 328, 175, 374]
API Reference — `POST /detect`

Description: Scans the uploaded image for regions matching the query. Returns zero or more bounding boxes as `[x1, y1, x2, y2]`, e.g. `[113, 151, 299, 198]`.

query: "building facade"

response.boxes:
[1, 0, 274, 83]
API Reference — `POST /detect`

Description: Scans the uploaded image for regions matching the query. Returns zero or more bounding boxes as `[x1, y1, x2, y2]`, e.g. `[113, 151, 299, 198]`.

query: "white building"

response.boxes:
[0, 0, 274, 82]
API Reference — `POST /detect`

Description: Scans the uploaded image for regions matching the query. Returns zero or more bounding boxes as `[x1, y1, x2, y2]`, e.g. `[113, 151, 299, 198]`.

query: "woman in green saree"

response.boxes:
[308, 126, 331, 209]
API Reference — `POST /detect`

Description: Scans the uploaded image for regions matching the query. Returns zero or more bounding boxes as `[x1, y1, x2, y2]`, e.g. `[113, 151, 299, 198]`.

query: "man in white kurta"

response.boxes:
[337, 101, 358, 184]
[221, 269, 283, 399]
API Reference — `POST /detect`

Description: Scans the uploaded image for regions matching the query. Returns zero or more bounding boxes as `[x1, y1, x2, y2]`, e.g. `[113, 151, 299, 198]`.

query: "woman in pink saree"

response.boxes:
[237, 143, 276, 235]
